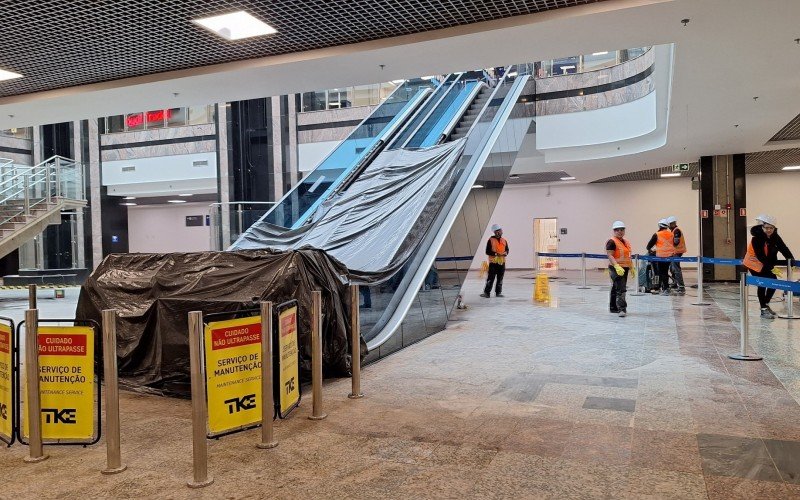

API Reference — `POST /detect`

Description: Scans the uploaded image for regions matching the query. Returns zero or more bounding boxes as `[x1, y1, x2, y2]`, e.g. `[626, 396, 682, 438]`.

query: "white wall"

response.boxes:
[747, 173, 800, 255]
[102, 152, 217, 197]
[128, 203, 211, 253]
[475, 178, 699, 269]
[298, 141, 338, 172]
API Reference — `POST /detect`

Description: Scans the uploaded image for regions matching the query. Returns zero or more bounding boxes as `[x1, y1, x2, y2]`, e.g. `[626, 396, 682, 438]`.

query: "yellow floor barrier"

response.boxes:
[479, 261, 489, 278]
[534, 273, 550, 302]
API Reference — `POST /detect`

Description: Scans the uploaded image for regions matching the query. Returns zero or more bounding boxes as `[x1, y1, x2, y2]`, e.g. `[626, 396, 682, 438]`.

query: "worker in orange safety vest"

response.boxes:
[606, 220, 633, 317]
[742, 214, 796, 319]
[481, 224, 509, 298]
[646, 219, 675, 296]
[666, 215, 687, 295]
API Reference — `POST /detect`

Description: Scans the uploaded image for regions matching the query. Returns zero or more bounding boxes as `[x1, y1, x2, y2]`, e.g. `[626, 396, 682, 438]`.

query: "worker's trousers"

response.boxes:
[484, 263, 505, 295]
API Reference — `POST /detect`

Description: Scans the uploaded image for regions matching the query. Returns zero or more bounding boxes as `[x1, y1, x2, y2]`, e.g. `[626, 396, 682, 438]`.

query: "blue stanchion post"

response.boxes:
[778, 259, 800, 320]
[729, 272, 762, 362]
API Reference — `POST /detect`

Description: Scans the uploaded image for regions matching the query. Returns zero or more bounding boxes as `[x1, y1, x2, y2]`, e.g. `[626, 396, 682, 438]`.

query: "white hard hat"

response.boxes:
[491, 223, 502, 232]
[658, 219, 669, 228]
[755, 214, 777, 226]
[612, 220, 626, 229]
[666, 216, 677, 224]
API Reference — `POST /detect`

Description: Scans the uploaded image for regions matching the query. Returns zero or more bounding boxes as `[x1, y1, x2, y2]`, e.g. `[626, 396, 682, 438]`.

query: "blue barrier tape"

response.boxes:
[702, 257, 742, 266]
[537, 252, 584, 258]
[746, 275, 800, 293]
[435, 256, 473, 262]
[637, 255, 697, 263]
[584, 253, 608, 259]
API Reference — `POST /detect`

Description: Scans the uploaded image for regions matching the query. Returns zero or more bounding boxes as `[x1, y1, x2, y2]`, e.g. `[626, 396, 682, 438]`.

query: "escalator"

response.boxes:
[231, 66, 535, 358]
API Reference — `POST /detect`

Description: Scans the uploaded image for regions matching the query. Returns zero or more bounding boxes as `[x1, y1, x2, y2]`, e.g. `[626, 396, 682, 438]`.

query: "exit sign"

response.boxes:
[672, 163, 690, 172]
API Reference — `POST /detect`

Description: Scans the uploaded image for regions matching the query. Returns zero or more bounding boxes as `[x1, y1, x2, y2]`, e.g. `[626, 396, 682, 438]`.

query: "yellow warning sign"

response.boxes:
[23, 325, 95, 441]
[0, 323, 13, 443]
[534, 273, 551, 302]
[204, 316, 262, 435]
[277, 305, 300, 417]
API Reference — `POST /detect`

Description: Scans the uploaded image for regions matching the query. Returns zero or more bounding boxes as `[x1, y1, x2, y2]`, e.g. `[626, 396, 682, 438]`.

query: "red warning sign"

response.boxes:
[37, 333, 87, 356]
[739, 208, 746, 216]
[701, 210, 709, 218]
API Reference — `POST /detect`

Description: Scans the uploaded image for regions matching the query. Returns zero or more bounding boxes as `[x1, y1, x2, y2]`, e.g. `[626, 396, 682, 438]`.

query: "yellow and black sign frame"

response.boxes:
[15, 319, 102, 446]
[0, 317, 16, 446]
[202, 309, 266, 439]
[273, 300, 300, 419]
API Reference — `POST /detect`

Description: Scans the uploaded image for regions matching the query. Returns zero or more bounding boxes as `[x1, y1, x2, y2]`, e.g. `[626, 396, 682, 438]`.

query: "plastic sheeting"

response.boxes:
[231, 139, 467, 283]
[76, 249, 352, 396]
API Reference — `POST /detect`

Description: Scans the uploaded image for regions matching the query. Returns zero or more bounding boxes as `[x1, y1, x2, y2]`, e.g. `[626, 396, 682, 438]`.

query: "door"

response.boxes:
[534, 218, 559, 270]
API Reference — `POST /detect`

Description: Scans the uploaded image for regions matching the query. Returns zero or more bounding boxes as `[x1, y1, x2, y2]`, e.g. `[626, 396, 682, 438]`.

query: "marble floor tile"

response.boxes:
[583, 395, 636, 412]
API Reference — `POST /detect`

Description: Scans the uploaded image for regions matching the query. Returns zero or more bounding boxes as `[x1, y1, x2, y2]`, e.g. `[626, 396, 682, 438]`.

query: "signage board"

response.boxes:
[0, 321, 13, 444]
[672, 163, 690, 172]
[204, 316, 262, 436]
[739, 208, 747, 217]
[276, 303, 300, 418]
[22, 325, 96, 442]
[701, 210, 709, 218]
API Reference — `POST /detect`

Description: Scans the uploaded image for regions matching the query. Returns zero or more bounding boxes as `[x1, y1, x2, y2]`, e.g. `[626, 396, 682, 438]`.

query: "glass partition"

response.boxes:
[535, 47, 650, 78]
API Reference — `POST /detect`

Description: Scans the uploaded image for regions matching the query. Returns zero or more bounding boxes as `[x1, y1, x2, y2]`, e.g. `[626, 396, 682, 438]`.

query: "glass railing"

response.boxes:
[250, 79, 437, 231]
[409, 80, 480, 148]
[387, 74, 459, 149]
[535, 47, 650, 78]
[209, 201, 276, 250]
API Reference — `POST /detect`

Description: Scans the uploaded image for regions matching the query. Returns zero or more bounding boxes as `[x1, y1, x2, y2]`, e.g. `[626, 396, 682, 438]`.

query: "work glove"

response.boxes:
[629, 266, 637, 278]
[772, 268, 783, 278]
[614, 264, 625, 276]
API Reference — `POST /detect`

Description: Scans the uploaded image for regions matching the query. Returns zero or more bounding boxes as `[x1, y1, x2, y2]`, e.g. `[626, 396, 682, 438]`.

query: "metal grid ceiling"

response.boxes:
[591, 163, 700, 183]
[0, 0, 601, 98]
[506, 171, 571, 184]
[768, 113, 800, 142]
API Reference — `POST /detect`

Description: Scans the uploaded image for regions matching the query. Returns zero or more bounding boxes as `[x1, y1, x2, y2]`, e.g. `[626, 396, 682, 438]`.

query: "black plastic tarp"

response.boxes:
[77, 249, 352, 396]
[231, 139, 467, 283]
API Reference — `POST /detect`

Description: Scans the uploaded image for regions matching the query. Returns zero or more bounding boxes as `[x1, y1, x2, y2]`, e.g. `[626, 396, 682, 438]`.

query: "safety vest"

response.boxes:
[742, 240, 767, 272]
[610, 237, 632, 268]
[655, 229, 675, 258]
[673, 227, 686, 254]
[489, 237, 508, 265]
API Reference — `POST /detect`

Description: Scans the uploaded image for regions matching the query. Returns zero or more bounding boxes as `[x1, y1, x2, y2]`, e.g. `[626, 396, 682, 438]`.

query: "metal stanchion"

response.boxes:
[729, 273, 763, 361]
[691, 255, 711, 306]
[187, 311, 213, 488]
[308, 291, 327, 420]
[778, 259, 800, 319]
[257, 301, 278, 450]
[630, 254, 645, 296]
[577, 253, 590, 289]
[348, 285, 364, 400]
[28, 284, 37, 309]
[101, 310, 127, 474]
[23, 309, 48, 463]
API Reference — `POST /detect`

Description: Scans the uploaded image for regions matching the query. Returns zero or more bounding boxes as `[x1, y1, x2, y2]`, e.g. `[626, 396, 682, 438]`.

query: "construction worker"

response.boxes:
[481, 223, 508, 298]
[606, 221, 632, 317]
[667, 215, 686, 295]
[742, 214, 796, 319]
[646, 219, 675, 295]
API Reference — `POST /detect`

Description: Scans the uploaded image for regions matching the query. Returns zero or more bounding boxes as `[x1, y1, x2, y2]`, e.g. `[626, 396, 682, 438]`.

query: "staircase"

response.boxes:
[0, 156, 87, 260]
[449, 86, 493, 141]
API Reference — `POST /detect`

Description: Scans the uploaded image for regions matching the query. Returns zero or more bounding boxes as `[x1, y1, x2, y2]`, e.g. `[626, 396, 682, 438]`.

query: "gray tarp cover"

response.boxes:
[231, 139, 467, 282]
[77, 249, 352, 396]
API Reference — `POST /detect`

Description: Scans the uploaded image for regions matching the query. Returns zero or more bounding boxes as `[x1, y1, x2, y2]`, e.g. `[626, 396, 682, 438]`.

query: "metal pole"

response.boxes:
[256, 302, 278, 450]
[692, 255, 711, 306]
[630, 254, 644, 296]
[729, 273, 762, 361]
[101, 309, 127, 474]
[23, 175, 30, 215]
[187, 311, 213, 488]
[308, 291, 327, 420]
[348, 285, 364, 399]
[577, 253, 590, 289]
[28, 284, 37, 309]
[778, 259, 800, 319]
[23, 309, 48, 463]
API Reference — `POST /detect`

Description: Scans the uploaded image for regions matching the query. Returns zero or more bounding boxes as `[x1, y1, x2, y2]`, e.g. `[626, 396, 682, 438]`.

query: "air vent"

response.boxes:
[121, 166, 136, 172]
[192, 160, 209, 167]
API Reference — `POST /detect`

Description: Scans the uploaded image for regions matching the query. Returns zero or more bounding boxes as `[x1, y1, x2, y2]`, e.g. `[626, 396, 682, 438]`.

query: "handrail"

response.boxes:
[398, 73, 464, 149]
[439, 82, 485, 144]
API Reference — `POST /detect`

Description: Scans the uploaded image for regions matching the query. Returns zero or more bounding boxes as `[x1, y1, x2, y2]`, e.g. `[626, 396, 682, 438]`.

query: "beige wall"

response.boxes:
[127, 202, 211, 253]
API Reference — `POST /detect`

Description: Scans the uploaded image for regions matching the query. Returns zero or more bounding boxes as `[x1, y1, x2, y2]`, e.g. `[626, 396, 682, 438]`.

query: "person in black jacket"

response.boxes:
[742, 214, 796, 318]
[481, 224, 509, 298]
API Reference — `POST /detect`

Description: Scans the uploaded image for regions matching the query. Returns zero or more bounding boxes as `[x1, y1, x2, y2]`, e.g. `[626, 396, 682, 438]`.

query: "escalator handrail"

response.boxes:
[366, 72, 531, 351]
[397, 73, 464, 149]
[437, 81, 485, 145]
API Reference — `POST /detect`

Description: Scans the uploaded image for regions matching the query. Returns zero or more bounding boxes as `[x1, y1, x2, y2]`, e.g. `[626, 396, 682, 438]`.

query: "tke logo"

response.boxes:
[0, 402, 7, 420]
[224, 394, 256, 414]
[284, 377, 295, 395]
[42, 408, 77, 424]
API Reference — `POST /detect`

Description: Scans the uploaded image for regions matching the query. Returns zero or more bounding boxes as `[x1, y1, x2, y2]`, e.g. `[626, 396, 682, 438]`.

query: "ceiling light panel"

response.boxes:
[0, 0, 600, 97]
[0, 69, 23, 82]
[193, 11, 277, 41]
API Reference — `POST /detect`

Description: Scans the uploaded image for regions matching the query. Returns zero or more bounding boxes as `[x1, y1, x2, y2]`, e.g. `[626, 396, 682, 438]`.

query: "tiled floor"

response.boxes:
[1, 271, 800, 498]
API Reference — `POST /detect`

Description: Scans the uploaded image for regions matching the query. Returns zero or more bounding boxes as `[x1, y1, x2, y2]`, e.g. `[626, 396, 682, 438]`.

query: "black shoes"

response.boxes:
[480, 293, 490, 298]
[496, 293, 505, 297]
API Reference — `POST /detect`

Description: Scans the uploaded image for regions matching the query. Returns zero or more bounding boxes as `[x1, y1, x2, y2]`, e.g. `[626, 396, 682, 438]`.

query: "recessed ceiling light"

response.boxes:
[178, 193, 193, 197]
[193, 11, 277, 41]
[509, 174, 520, 180]
[121, 202, 137, 206]
[592, 51, 609, 56]
[661, 173, 681, 178]
[560, 176, 576, 181]
[472, 184, 484, 189]
[782, 165, 800, 171]
[0, 69, 23, 82]
[123, 196, 136, 200]
[168, 200, 187, 203]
